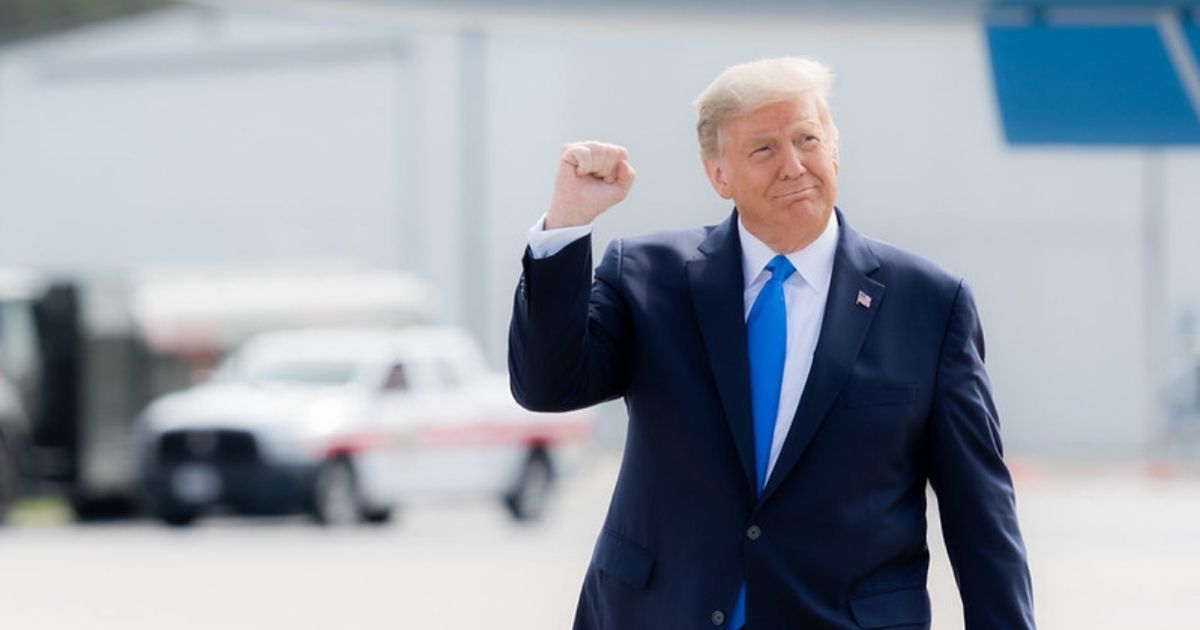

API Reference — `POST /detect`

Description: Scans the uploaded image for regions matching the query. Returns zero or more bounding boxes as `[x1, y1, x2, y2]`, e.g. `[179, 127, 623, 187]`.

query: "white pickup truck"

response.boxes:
[138, 327, 595, 526]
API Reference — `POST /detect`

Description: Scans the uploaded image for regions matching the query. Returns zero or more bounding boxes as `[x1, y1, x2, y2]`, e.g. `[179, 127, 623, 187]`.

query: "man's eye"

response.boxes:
[796, 135, 820, 150]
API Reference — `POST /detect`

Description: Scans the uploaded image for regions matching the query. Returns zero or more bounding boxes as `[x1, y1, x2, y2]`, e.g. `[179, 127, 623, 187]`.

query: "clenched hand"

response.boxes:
[545, 141, 636, 229]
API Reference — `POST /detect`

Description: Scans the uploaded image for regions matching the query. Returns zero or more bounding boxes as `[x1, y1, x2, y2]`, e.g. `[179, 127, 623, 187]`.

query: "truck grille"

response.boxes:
[158, 430, 260, 465]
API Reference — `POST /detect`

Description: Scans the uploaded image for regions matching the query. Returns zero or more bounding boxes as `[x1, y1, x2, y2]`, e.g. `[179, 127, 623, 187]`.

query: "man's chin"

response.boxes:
[780, 200, 830, 222]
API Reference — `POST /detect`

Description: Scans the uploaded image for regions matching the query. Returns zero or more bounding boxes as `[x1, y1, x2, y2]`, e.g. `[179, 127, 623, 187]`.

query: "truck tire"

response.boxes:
[0, 439, 18, 525]
[147, 488, 199, 527]
[156, 507, 198, 527]
[310, 458, 361, 526]
[360, 505, 394, 526]
[504, 450, 554, 522]
[71, 495, 138, 522]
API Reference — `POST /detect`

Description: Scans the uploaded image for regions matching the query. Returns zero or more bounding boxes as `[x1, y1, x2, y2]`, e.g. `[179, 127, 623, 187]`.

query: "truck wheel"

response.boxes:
[71, 495, 138, 522]
[156, 508, 198, 528]
[504, 451, 553, 522]
[0, 441, 18, 525]
[360, 505, 394, 526]
[310, 458, 361, 526]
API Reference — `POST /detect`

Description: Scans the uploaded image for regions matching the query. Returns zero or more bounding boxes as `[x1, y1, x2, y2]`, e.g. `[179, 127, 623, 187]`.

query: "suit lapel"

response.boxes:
[686, 212, 758, 495]
[760, 210, 885, 504]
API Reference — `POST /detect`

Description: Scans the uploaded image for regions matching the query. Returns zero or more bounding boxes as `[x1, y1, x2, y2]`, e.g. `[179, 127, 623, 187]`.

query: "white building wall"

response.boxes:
[2, 5, 1197, 454]
[0, 7, 468, 323]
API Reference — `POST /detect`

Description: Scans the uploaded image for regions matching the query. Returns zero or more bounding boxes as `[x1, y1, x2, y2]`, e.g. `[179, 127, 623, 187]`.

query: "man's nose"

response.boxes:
[779, 145, 806, 179]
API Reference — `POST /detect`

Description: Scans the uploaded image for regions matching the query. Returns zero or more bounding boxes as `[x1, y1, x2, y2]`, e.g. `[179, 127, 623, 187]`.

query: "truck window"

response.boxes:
[383, 363, 408, 391]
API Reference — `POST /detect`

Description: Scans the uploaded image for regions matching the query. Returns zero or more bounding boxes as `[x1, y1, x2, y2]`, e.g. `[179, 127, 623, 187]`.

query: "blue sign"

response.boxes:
[987, 8, 1200, 145]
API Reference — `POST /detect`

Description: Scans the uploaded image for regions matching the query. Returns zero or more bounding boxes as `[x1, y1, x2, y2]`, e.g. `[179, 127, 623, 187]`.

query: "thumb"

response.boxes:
[614, 160, 637, 191]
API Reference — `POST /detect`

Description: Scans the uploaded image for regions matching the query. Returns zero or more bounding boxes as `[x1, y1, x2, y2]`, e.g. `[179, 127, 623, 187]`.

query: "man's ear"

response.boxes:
[703, 157, 734, 200]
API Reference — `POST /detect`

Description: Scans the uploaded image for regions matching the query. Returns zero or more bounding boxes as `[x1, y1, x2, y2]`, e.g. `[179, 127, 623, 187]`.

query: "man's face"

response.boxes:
[703, 95, 839, 252]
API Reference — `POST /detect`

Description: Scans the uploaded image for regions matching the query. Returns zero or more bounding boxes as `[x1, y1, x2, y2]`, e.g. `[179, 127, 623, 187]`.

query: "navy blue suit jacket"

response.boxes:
[509, 209, 1034, 629]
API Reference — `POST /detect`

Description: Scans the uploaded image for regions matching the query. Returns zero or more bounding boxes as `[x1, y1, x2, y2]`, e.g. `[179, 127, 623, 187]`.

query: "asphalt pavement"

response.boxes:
[1, 454, 1198, 629]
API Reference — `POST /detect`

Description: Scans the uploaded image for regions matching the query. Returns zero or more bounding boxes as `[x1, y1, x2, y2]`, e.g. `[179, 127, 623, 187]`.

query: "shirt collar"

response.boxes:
[737, 208, 840, 293]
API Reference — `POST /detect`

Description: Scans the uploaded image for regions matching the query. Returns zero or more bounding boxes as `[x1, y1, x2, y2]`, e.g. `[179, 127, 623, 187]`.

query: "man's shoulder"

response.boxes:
[856, 231, 964, 298]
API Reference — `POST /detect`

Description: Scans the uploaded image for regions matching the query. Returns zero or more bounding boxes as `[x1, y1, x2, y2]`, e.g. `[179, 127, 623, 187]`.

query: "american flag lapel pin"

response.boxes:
[856, 290, 872, 309]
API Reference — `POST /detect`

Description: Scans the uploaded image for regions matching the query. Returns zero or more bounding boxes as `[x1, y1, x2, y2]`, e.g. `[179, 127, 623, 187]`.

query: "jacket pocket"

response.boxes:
[849, 588, 931, 629]
[591, 528, 655, 589]
[844, 383, 917, 408]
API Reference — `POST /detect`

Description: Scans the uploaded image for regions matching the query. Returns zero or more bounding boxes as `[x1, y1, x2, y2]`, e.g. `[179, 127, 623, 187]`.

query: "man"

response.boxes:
[509, 57, 1034, 629]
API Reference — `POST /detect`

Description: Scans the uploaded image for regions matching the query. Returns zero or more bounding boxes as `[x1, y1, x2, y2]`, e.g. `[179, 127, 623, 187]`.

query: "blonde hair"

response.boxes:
[694, 57, 838, 160]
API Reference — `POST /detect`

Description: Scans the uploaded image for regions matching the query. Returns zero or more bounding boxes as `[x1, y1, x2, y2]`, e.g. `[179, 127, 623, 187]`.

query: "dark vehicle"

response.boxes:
[0, 271, 42, 522]
[0, 374, 32, 523]
[0, 267, 429, 521]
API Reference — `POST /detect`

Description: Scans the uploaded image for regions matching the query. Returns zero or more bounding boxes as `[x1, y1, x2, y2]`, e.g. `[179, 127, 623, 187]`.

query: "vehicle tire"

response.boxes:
[360, 505, 394, 526]
[156, 508, 198, 528]
[310, 458, 361, 526]
[0, 439, 18, 525]
[504, 450, 554, 522]
[71, 495, 138, 522]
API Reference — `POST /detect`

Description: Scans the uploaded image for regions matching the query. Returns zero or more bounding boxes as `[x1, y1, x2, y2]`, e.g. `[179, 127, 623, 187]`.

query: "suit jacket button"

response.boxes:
[746, 525, 762, 540]
[711, 610, 726, 626]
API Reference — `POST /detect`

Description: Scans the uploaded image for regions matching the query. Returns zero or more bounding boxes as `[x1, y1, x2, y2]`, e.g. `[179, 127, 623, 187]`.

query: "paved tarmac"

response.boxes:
[0, 454, 1198, 629]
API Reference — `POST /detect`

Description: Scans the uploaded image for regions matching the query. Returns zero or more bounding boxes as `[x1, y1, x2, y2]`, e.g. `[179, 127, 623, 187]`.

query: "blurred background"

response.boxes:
[1, 0, 1199, 627]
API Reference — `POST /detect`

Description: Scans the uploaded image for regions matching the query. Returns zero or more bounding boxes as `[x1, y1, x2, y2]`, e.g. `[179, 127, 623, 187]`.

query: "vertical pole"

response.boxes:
[459, 29, 487, 351]
[1143, 149, 1169, 459]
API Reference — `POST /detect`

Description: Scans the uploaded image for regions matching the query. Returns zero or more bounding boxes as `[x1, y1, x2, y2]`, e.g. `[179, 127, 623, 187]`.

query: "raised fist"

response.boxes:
[545, 141, 636, 229]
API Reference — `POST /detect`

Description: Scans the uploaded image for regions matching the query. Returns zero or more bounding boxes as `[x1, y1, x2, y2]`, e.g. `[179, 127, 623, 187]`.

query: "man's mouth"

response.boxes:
[774, 186, 815, 200]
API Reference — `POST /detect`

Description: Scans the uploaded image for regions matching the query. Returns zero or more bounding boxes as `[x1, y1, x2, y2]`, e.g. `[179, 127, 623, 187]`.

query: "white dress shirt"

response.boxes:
[526, 210, 840, 483]
[736, 213, 838, 480]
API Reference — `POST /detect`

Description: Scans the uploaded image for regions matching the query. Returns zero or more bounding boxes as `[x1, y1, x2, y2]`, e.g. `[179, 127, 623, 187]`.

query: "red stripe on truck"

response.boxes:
[414, 418, 593, 448]
[322, 429, 392, 457]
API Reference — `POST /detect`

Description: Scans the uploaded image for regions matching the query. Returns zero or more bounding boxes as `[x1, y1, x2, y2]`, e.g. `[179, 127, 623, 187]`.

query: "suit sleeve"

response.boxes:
[508, 235, 631, 412]
[927, 280, 1036, 629]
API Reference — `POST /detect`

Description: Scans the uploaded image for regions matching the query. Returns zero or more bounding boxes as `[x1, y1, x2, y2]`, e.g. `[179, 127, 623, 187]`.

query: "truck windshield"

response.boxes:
[238, 360, 358, 386]
[217, 337, 370, 387]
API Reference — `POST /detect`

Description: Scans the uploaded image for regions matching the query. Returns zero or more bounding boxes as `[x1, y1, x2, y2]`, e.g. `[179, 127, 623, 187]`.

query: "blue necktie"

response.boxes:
[729, 254, 795, 629]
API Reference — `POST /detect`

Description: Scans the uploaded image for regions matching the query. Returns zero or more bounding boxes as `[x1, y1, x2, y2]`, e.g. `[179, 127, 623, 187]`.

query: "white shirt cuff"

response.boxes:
[526, 213, 593, 259]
